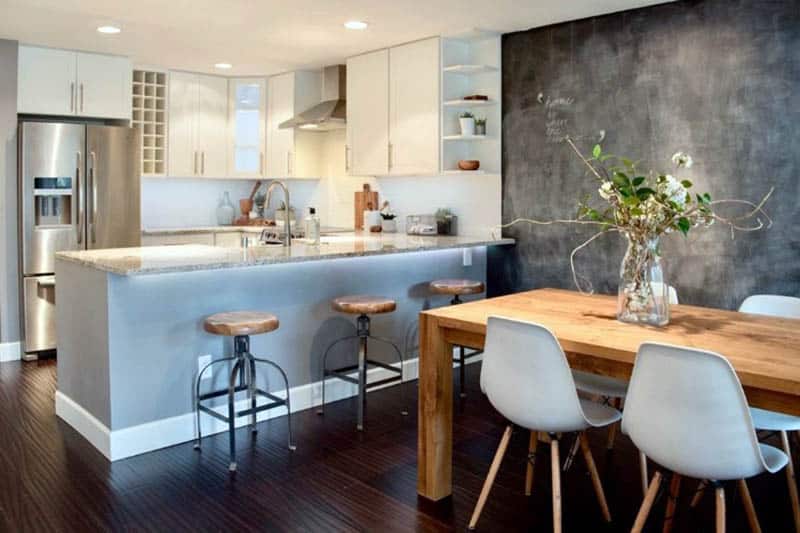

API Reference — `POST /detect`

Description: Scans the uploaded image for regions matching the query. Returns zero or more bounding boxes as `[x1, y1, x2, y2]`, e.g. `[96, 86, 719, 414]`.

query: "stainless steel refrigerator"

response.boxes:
[19, 121, 141, 358]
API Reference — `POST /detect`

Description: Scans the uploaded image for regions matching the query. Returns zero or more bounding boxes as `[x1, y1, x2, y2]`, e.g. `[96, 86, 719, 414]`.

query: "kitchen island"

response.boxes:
[54, 232, 513, 460]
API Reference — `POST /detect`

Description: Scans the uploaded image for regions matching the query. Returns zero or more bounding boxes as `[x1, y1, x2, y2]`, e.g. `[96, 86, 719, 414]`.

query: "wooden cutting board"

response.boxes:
[354, 184, 378, 230]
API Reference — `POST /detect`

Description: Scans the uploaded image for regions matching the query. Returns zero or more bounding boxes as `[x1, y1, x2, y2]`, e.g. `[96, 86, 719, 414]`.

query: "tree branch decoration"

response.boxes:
[494, 135, 774, 295]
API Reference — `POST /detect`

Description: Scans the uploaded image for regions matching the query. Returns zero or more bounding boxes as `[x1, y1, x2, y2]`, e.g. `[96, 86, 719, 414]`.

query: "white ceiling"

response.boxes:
[0, 0, 667, 76]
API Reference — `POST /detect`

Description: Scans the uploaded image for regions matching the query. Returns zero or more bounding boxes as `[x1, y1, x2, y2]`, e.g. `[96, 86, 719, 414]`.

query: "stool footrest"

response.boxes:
[198, 384, 249, 402]
[365, 375, 403, 390]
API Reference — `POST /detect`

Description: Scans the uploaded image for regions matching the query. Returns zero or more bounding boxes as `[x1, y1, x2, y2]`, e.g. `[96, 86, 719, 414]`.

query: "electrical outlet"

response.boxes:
[198, 354, 212, 380]
[462, 248, 472, 267]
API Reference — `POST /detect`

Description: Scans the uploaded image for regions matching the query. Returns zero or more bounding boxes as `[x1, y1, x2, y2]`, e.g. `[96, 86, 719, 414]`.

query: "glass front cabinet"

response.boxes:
[228, 78, 267, 177]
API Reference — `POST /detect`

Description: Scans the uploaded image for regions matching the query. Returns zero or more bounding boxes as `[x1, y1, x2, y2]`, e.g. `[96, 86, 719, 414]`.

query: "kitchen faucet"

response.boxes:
[265, 180, 291, 247]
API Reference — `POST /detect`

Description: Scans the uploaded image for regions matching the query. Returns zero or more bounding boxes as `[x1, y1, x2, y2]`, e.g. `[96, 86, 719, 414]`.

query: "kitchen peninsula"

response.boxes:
[54, 232, 513, 460]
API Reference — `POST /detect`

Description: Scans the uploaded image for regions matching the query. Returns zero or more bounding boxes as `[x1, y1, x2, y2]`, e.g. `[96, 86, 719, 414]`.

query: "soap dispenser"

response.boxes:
[305, 207, 320, 245]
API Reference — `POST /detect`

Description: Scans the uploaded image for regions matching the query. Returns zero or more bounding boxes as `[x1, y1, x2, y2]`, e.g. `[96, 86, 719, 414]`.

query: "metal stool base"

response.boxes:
[194, 335, 296, 472]
[318, 314, 407, 430]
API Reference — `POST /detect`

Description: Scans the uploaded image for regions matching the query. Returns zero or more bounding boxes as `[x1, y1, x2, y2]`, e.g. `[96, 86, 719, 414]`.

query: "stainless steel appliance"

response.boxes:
[19, 121, 140, 357]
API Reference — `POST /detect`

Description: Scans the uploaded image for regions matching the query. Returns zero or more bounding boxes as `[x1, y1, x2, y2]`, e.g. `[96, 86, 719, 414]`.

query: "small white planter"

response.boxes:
[459, 117, 475, 136]
[381, 219, 397, 233]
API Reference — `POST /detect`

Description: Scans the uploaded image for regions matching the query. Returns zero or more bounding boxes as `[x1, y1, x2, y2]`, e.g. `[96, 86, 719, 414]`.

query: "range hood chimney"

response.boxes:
[279, 65, 346, 131]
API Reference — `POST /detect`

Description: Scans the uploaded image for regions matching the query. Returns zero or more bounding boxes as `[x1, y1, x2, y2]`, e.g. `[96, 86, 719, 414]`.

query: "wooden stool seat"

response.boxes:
[430, 279, 485, 296]
[204, 311, 279, 337]
[331, 295, 396, 315]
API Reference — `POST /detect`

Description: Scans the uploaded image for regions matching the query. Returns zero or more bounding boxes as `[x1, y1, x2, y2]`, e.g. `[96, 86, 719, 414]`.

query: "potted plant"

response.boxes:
[435, 208, 458, 236]
[380, 201, 398, 233]
[474, 117, 487, 136]
[459, 111, 475, 136]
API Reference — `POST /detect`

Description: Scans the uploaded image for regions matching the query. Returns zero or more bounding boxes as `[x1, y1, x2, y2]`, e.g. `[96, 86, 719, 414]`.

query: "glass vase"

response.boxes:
[617, 234, 670, 326]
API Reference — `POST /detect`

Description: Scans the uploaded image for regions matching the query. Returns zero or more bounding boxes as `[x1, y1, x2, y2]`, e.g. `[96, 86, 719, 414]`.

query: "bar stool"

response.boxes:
[194, 311, 295, 472]
[430, 278, 485, 397]
[317, 295, 407, 431]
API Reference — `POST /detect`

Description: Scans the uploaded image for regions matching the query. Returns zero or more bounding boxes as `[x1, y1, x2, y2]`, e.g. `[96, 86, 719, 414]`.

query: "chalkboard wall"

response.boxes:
[490, 0, 800, 310]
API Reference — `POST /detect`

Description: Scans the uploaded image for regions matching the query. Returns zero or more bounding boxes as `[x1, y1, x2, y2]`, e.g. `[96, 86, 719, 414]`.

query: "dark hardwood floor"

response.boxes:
[0, 359, 795, 532]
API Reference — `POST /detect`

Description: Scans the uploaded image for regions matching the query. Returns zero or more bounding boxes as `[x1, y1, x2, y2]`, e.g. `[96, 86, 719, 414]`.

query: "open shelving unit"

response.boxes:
[440, 30, 501, 175]
[132, 69, 168, 176]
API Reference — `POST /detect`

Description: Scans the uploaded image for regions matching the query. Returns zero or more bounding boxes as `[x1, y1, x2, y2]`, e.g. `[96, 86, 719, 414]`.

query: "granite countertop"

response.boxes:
[141, 225, 353, 235]
[56, 232, 514, 276]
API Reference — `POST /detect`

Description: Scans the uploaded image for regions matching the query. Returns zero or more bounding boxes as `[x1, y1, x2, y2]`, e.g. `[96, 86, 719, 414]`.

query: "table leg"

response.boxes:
[417, 313, 454, 501]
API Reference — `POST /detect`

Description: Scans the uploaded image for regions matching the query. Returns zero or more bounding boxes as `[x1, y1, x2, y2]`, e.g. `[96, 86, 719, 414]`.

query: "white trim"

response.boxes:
[55, 391, 113, 459]
[0, 341, 22, 362]
[56, 352, 482, 461]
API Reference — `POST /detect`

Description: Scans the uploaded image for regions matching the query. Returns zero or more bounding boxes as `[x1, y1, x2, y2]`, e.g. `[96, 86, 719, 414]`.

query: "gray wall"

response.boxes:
[490, 0, 800, 309]
[0, 40, 19, 343]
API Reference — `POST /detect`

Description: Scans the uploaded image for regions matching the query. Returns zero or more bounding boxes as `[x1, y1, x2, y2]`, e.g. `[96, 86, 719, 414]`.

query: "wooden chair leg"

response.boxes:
[525, 431, 537, 496]
[639, 450, 649, 497]
[738, 479, 762, 533]
[579, 433, 611, 522]
[662, 474, 681, 533]
[468, 426, 513, 530]
[551, 437, 562, 533]
[632, 471, 663, 533]
[606, 398, 621, 450]
[780, 430, 800, 532]
[690, 480, 708, 508]
[715, 485, 726, 533]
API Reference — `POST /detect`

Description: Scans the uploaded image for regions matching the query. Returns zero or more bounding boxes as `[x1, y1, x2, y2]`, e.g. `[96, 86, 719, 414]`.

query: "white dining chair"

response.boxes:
[622, 342, 789, 533]
[739, 294, 800, 531]
[468, 316, 621, 531]
[571, 284, 679, 492]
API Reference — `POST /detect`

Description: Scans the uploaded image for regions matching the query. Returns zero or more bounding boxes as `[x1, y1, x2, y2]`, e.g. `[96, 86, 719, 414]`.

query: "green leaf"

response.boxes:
[621, 157, 634, 168]
[681, 179, 693, 188]
[703, 192, 711, 202]
[633, 176, 645, 187]
[592, 144, 602, 159]
[612, 175, 628, 188]
[677, 217, 691, 236]
[599, 154, 615, 162]
[636, 187, 656, 199]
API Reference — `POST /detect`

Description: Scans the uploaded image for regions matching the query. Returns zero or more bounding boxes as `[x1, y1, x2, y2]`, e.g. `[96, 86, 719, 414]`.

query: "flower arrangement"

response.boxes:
[497, 135, 773, 326]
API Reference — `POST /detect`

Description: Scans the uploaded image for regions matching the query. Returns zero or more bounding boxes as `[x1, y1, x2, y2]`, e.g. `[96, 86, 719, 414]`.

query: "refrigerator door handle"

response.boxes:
[90, 151, 98, 244]
[76, 151, 83, 244]
[37, 277, 56, 288]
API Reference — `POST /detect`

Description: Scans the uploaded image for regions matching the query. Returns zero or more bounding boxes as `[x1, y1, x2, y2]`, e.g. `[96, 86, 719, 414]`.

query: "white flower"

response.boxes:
[671, 152, 693, 169]
[659, 174, 687, 207]
[598, 181, 614, 200]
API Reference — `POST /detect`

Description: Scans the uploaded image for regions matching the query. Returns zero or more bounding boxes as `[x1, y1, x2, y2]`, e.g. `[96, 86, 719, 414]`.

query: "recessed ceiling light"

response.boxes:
[214, 63, 233, 70]
[96, 25, 121, 34]
[344, 20, 368, 30]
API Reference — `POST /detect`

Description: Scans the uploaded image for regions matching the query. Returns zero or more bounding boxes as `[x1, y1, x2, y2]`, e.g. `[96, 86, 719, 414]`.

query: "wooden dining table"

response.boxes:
[416, 288, 800, 501]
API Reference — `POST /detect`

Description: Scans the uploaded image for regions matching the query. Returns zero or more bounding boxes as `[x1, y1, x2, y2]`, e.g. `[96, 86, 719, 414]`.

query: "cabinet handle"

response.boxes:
[76, 151, 82, 244]
[388, 142, 393, 170]
[70, 83, 75, 112]
[80, 83, 84, 112]
[193, 151, 197, 175]
[201, 151, 205, 175]
[259, 152, 264, 175]
[345, 145, 350, 172]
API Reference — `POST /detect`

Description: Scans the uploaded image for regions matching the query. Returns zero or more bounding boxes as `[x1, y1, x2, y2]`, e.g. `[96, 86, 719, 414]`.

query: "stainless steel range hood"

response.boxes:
[279, 65, 346, 131]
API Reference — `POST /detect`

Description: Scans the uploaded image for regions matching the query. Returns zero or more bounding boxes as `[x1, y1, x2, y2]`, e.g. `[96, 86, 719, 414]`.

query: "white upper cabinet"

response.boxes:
[389, 38, 440, 175]
[196, 75, 229, 177]
[346, 49, 389, 176]
[168, 71, 228, 177]
[18, 45, 131, 119]
[266, 71, 321, 178]
[228, 78, 267, 177]
[346, 37, 440, 177]
[75, 53, 132, 119]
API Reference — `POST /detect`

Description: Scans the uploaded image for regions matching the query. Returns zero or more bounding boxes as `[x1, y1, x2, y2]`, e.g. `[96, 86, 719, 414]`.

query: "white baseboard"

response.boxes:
[0, 341, 21, 362]
[55, 391, 113, 459]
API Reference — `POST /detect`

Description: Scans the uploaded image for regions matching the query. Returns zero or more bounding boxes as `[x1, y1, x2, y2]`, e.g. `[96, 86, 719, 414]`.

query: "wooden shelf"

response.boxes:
[443, 64, 497, 74]
[443, 99, 497, 107]
[442, 134, 488, 141]
[132, 68, 168, 176]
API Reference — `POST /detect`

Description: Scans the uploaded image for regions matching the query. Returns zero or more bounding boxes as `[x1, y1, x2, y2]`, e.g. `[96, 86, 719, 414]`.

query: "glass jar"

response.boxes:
[617, 234, 670, 326]
[216, 191, 236, 225]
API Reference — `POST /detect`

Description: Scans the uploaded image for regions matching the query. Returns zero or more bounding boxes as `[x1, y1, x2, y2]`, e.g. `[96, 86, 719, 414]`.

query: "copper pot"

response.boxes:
[239, 199, 253, 216]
